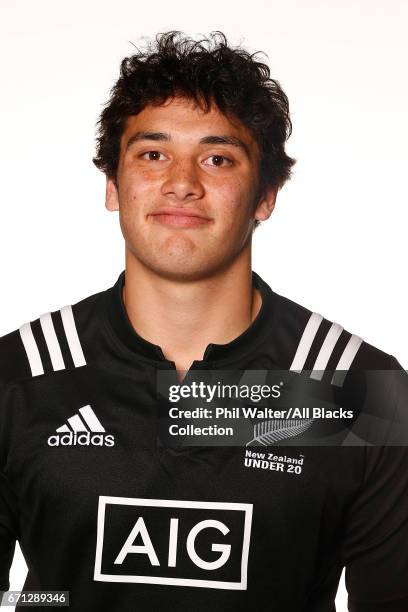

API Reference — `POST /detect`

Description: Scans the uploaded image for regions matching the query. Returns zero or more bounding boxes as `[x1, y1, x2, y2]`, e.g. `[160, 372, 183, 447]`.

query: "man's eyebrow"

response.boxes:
[199, 135, 251, 158]
[125, 131, 251, 157]
[125, 131, 170, 149]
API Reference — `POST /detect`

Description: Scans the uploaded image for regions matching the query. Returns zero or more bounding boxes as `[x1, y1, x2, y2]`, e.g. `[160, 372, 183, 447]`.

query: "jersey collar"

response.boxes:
[104, 269, 277, 365]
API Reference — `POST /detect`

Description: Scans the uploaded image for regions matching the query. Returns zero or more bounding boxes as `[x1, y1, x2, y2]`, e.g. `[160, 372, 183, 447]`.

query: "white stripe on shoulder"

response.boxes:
[310, 322, 344, 381]
[289, 312, 323, 372]
[60, 304, 86, 367]
[19, 322, 44, 377]
[331, 334, 363, 387]
[40, 312, 65, 371]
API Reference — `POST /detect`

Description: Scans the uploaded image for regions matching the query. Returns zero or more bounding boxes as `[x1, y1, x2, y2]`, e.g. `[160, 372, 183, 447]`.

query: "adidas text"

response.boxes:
[47, 431, 115, 447]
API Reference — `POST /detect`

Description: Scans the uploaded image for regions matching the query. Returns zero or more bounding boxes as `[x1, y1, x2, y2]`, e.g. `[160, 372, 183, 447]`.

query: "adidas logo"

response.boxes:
[47, 405, 115, 447]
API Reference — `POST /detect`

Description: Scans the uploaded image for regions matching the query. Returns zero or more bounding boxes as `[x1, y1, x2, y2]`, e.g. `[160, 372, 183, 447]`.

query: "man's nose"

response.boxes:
[160, 159, 205, 201]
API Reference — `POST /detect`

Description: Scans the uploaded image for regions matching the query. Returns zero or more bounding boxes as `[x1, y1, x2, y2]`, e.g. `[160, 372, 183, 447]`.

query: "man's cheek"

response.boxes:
[223, 200, 248, 228]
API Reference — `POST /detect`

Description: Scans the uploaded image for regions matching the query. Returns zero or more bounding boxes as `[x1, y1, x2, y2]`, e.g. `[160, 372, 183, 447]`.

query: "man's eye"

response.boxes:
[203, 155, 233, 167]
[141, 151, 166, 161]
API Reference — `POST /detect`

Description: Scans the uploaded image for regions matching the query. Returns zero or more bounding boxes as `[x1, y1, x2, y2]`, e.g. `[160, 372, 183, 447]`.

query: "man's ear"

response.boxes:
[254, 186, 278, 222]
[105, 176, 119, 211]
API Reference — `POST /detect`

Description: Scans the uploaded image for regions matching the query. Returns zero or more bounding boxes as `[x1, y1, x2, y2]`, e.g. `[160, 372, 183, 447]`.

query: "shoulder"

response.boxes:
[270, 290, 402, 378]
[0, 284, 108, 387]
[269, 290, 408, 443]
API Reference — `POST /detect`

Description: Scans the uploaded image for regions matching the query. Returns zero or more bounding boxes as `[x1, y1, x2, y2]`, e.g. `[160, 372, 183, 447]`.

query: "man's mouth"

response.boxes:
[149, 208, 212, 228]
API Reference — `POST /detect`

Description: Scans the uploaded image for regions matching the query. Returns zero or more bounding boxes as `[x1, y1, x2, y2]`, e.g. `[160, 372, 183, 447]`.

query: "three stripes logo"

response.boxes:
[289, 312, 363, 387]
[19, 304, 86, 377]
[47, 405, 115, 447]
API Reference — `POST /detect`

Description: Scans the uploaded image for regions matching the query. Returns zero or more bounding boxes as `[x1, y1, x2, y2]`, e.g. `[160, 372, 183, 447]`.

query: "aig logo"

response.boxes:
[94, 496, 253, 589]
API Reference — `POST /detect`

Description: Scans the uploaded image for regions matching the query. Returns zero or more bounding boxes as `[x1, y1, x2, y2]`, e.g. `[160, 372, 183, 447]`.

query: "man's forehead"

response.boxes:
[121, 97, 256, 146]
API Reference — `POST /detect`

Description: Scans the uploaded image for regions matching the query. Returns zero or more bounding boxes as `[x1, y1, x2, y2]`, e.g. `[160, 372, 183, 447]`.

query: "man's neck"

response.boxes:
[122, 253, 262, 379]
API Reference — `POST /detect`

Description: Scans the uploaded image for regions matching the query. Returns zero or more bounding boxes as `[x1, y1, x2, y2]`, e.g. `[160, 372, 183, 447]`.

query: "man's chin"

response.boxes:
[137, 256, 232, 283]
[150, 265, 219, 283]
[126, 243, 233, 282]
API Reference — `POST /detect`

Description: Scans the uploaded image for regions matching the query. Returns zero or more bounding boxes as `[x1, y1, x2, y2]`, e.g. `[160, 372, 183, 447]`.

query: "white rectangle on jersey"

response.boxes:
[94, 496, 253, 590]
[310, 322, 344, 380]
[40, 312, 65, 371]
[290, 312, 323, 372]
[331, 334, 363, 386]
[19, 322, 44, 377]
[60, 304, 86, 367]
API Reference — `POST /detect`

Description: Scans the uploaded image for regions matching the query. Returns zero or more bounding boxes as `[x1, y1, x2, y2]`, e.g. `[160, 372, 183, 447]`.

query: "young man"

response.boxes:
[0, 31, 407, 611]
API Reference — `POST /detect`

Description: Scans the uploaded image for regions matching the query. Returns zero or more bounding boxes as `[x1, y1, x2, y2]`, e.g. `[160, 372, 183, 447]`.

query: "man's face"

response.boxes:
[106, 96, 276, 281]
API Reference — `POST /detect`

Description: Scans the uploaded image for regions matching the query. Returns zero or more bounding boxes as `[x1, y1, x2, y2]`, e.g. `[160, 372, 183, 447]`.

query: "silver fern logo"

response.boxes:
[246, 418, 314, 446]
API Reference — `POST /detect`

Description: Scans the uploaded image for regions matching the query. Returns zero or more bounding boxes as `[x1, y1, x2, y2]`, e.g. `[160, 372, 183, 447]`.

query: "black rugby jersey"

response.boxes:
[0, 270, 407, 611]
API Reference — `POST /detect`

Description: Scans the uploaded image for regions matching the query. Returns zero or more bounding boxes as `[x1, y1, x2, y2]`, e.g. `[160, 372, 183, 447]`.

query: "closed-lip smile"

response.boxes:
[149, 207, 212, 227]
[150, 207, 211, 220]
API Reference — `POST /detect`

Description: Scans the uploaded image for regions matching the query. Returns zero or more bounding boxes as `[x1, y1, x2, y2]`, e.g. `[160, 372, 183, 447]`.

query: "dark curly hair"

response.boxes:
[93, 31, 296, 229]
